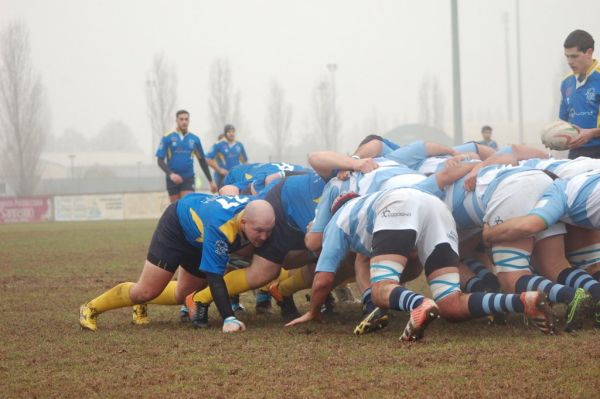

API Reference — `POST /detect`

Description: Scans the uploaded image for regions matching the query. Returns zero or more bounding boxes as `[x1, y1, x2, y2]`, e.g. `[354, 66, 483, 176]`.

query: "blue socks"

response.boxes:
[468, 292, 524, 317]
[557, 268, 600, 302]
[389, 286, 424, 312]
[515, 275, 575, 304]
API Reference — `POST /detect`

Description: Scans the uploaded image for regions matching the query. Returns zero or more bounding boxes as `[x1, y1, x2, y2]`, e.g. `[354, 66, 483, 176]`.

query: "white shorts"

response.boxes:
[484, 170, 566, 241]
[373, 188, 459, 264]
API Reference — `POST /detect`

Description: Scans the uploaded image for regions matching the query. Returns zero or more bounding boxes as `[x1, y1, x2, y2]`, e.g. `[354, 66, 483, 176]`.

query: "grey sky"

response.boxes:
[1, 0, 599, 157]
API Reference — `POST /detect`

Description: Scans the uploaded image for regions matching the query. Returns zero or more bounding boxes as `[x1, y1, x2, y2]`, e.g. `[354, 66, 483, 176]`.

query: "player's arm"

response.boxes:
[483, 182, 566, 245]
[425, 141, 458, 157]
[482, 215, 547, 246]
[287, 228, 349, 326]
[200, 230, 245, 331]
[194, 142, 217, 193]
[239, 144, 248, 164]
[435, 161, 478, 190]
[308, 151, 378, 179]
[156, 138, 182, 184]
[475, 143, 496, 160]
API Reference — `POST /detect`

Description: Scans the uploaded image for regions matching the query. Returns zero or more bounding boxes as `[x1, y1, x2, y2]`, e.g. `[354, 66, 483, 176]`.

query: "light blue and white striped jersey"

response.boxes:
[384, 141, 429, 170]
[529, 171, 600, 229]
[311, 158, 427, 233]
[442, 164, 535, 229]
[520, 157, 600, 179]
[316, 186, 444, 273]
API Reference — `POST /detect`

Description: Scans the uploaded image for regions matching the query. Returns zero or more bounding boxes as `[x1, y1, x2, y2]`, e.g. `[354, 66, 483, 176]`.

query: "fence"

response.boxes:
[0, 191, 186, 224]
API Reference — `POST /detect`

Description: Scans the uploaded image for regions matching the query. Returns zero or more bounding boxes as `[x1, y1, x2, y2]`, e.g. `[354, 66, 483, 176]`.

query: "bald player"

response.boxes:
[79, 194, 275, 333]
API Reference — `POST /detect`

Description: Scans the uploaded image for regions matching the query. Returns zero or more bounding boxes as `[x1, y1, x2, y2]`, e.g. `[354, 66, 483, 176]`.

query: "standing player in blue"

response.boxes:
[559, 30, 600, 159]
[79, 194, 275, 332]
[156, 110, 217, 202]
[207, 124, 248, 189]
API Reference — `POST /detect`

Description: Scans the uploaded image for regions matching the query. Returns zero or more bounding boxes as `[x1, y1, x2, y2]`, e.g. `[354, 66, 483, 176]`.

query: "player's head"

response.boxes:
[224, 124, 236, 141]
[481, 125, 492, 140]
[240, 200, 275, 247]
[176, 110, 190, 132]
[564, 30, 595, 75]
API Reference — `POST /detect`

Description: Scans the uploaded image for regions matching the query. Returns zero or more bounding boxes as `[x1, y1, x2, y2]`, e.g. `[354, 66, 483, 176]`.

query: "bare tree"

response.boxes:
[0, 22, 48, 196]
[265, 80, 293, 161]
[208, 58, 242, 137]
[146, 53, 177, 151]
[311, 78, 340, 150]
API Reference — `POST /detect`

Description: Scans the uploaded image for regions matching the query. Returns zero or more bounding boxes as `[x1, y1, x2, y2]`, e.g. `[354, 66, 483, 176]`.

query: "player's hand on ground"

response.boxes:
[285, 310, 323, 327]
[209, 181, 218, 194]
[222, 317, 246, 333]
[169, 173, 183, 184]
[568, 126, 593, 149]
[352, 157, 378, 174]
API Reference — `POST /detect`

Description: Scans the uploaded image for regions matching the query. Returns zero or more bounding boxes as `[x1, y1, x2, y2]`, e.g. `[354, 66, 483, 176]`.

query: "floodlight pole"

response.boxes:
[515, 0, 525, 143]
[451, 0, 464, 145]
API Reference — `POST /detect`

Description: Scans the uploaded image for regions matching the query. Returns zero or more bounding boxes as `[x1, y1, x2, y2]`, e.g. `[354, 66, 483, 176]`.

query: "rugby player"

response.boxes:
[207, 124, 248, 188]
[286, 185, 557, 339]
[185, 153, 378, 329]
[79, 194, 275, 332]
[156, 110, 217, 201]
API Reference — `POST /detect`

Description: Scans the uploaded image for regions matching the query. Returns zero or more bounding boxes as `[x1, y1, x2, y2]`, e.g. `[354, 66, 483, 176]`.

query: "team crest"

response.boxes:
[215, 240, 228, 256]
[586, 88, 596, 103]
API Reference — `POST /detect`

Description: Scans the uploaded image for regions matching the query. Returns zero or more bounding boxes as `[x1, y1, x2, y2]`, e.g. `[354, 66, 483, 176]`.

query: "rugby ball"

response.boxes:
[540, 120, 579, 151]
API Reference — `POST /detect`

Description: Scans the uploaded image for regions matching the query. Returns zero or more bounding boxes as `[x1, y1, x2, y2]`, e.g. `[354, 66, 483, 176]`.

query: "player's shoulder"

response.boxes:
[162, 130, 176, 138]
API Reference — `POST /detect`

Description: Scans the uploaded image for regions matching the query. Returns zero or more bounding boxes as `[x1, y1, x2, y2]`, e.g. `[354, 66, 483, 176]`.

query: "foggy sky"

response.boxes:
[1, 0, 599, 157]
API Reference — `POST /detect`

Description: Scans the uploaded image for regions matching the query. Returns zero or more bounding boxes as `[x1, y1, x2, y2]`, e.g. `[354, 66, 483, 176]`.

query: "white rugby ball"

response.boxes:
[541, 120, 579, 151]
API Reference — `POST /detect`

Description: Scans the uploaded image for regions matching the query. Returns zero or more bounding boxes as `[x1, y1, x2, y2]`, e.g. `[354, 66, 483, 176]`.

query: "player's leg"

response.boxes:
[365, 228, 439, 341]
[492, 236, 588, 329]
[80, 261, 175, 331]
[565, 225, 600, 281]
[80, 203, 186, 331]
[534, 233, 599, 330]
[166, 177, 182, 203]
[270, 265, 314, 320]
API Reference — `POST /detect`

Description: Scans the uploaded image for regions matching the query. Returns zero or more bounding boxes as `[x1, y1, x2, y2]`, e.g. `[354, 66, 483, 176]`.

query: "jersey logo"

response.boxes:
[189, 140, 195, 149]
[216, 196, 250, 209]
[586, 88, 596, 103]
[215, 240, 228, 256]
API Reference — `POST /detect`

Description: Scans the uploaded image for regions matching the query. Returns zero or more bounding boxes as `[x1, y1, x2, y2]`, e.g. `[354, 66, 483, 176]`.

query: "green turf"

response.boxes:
[1, 220, 599, 398]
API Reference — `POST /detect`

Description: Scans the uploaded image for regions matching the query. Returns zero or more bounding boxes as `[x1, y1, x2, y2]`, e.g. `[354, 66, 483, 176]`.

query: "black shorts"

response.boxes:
[255, 181, 307, 264]
[146, 203, 206, 278]
[166, 175, 195, 196]
[371, 229, 458, 276]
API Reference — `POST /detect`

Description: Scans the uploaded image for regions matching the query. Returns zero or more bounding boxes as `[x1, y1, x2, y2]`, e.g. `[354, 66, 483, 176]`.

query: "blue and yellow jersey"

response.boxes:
[279, 171, 327, 233]
[560, 59, 600, 148]
[223, 163, 260, 186]
[229, 162, 308, 192]
[156, 131, 207, 178]
[207, 139, 248, 171]
[176, 193, 251, 275]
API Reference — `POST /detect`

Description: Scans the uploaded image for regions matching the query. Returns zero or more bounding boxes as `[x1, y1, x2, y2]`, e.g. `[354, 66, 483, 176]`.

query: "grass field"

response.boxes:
[1, 220, 599, 398]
